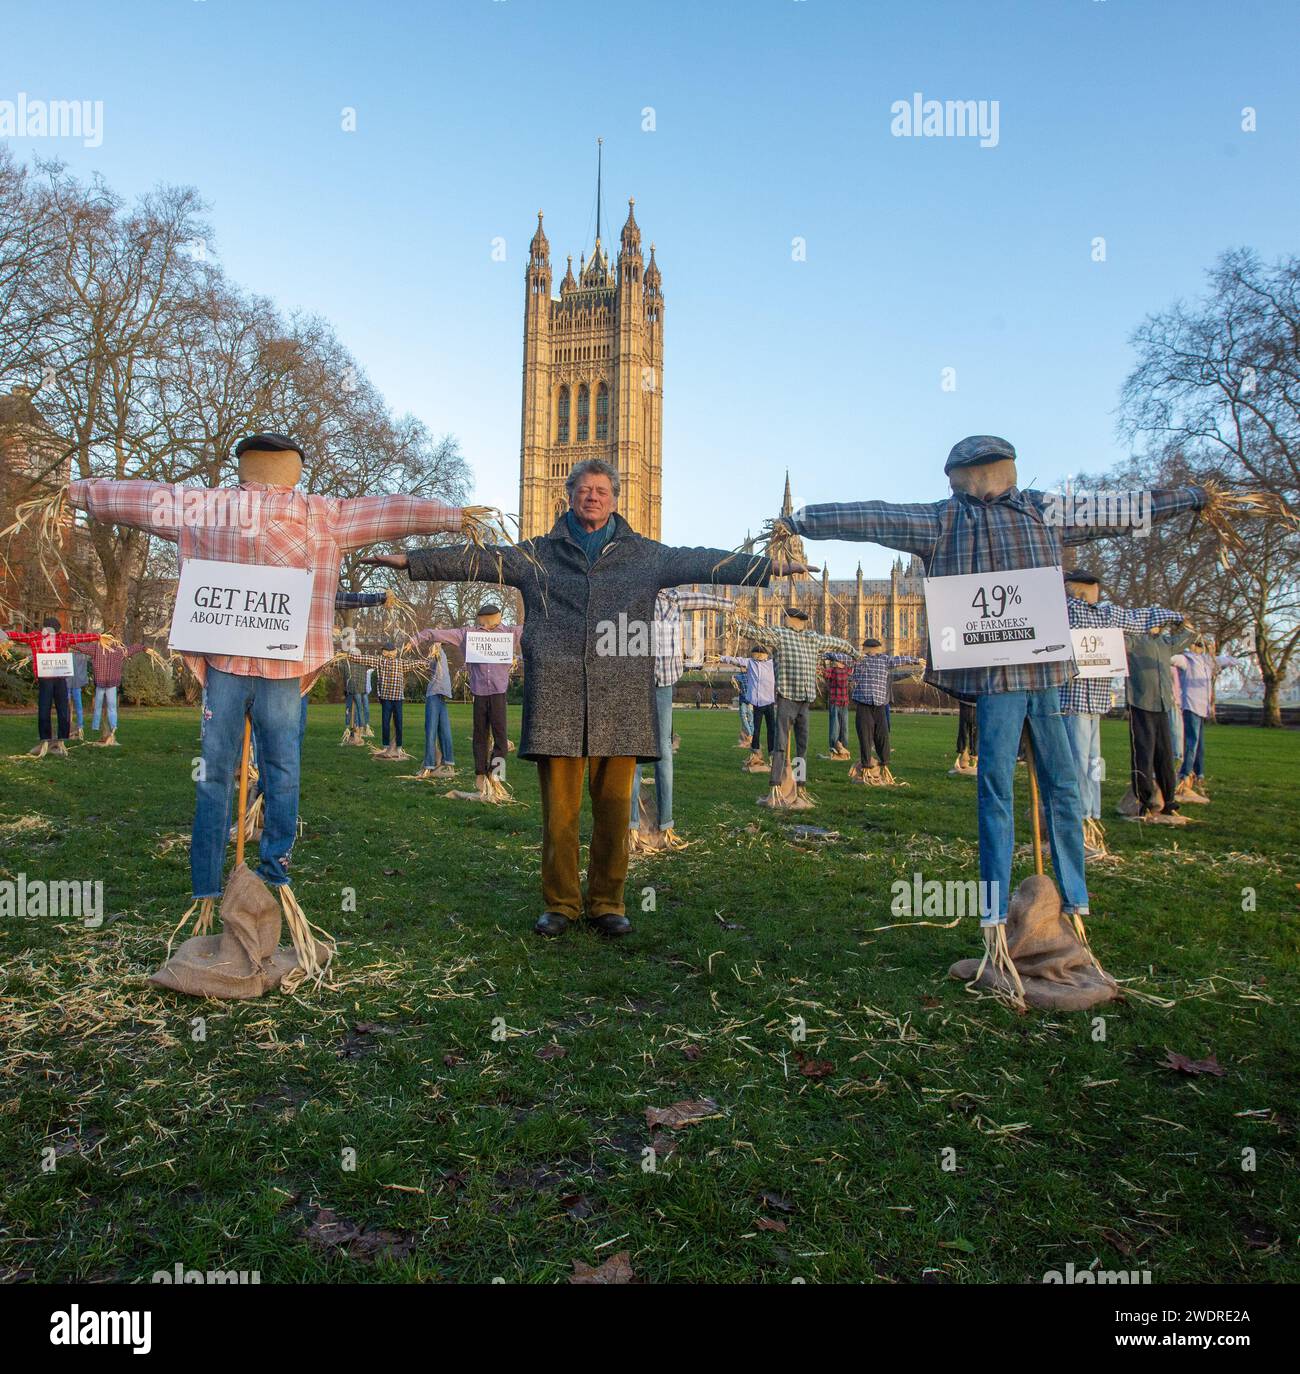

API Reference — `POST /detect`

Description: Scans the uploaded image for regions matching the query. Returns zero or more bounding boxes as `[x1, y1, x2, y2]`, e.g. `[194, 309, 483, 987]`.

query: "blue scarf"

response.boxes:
[564, 509, 616, 564]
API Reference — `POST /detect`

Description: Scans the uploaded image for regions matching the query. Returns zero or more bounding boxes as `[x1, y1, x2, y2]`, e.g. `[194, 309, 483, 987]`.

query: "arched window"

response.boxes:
[557, 387, 570, 445]
[595, 382, 609, 441]
[577, 384, 590, 442]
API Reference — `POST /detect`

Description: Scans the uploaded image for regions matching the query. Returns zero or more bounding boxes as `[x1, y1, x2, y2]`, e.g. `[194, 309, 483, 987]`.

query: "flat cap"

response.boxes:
[1063, 569, 1100, 586]
[862, 636, 883, 648]
[235, 432, 303, 460]
[944, 434, 1017, 473]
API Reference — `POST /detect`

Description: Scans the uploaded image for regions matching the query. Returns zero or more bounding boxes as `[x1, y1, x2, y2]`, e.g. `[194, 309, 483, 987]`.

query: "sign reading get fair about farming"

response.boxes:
[168, 559, 315, 661]
[464, 630, 515, 665]
[1070, 626, 1129, 679]
[923, 565, 1073, 670]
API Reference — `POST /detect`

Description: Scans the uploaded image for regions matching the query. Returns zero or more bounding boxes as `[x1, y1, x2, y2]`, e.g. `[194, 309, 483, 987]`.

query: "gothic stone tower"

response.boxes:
[519, 199, 663, 539]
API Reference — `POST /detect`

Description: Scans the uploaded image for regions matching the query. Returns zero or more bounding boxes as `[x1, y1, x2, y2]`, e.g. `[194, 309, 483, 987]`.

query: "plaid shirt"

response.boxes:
[848, 652, 923, 706]
[1060, 598, 1182, 715]
[732, 618, 854, 703]
[68, 479, 461, 688]
[347, 650, 425, 701]
[335, 589, 388, 610]
[71, 640, 145, 688]
[7, 630, 99, 678]
[787, 484, 1205, 699]
[823, 658, 851, 707]
[653, 587, 733, 687]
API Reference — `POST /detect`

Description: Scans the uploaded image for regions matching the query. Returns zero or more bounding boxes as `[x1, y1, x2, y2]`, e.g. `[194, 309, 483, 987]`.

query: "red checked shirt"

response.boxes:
[8, 630, 99, 678]
[823, 658, 851, 708]
[68, 480, 461, 688]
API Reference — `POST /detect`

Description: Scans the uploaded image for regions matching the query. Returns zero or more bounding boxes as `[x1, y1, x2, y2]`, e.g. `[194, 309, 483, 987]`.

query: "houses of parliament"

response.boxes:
[516, 198, 927, 662]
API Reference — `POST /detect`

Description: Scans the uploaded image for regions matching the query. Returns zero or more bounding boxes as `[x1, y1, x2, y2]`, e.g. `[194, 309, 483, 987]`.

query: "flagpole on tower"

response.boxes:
[595, 135, 604, 244]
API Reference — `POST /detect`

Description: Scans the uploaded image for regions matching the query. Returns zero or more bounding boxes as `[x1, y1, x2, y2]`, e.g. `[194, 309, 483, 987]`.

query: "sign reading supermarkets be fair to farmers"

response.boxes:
[464, 630, 515, 665]
[923, 565, 1073, 670]
[168, 559, 315, 661]
[1070, 626, 1129, 679]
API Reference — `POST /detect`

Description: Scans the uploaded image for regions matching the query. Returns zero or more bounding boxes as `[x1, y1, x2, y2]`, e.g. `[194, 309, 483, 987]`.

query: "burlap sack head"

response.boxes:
[149, 863, 299, 1000]
[948, 874, 1118, 1011]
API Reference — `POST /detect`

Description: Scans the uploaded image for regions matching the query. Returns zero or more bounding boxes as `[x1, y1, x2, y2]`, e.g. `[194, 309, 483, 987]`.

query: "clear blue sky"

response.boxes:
[4, 0, 1297, 577]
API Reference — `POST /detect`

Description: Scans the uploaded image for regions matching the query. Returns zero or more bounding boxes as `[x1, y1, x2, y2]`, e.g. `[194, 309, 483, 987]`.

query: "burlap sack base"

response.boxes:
[948, 874, 1118, 1012]
[735, 736, 754, 748]
[148, 863, 318, 1000]
[445, 778, 516, 804]
[758, 774, 816, 811]
[1117, 785, 1163, 817]
[1175, 779, 1210, 804]
[371, 746, 412, 761]
[742, 756, 769, 773]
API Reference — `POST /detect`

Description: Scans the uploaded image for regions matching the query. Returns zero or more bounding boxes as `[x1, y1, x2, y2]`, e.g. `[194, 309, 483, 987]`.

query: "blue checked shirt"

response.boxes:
[786, 484, 1206, 699]
[652, 587, 733, 687]
[731, 618, 854, 703]
[335, 589, 388, 611]
[1059, 598, 1183, 715]
[848, 652, 924, 706]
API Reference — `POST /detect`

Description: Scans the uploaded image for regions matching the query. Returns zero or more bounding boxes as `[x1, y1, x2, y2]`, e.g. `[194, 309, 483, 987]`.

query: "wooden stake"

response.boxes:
[1024, 730, 1045, 877]
[234, 714, 252, 868]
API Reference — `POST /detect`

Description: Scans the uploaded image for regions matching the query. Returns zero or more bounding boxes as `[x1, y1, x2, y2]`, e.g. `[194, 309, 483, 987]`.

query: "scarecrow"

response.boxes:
[729, 607, 854, 809]
[821, 652, 853, 760]
[1120, 622, 1197, 824]
[345, 638, 429, 760]
[411, 601, 523, 801]
[5, 618, 99, 757]
[769, 433, 1235, 1007]
[334, 586, 391, 744]
[1060, 569, 1184, 857]
[627, 586, 734, 854]
[42, 431, 488, 997]
[845, 638, 925, 784]
[717, 645, 777, 772]
[71, 633, 147, 747]
[1170, 637, 1238, 803]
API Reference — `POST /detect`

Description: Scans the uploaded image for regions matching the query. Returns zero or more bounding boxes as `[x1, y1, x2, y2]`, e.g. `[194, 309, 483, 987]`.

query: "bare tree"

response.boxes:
[1120, 249, 1300, 724]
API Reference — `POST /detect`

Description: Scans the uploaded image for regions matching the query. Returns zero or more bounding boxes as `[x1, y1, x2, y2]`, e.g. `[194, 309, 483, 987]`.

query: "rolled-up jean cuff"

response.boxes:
[979, 914, 1007, 927]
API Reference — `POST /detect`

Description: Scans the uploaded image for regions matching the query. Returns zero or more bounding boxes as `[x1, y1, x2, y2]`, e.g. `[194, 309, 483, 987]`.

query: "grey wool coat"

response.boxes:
[406, 512, 772, 761]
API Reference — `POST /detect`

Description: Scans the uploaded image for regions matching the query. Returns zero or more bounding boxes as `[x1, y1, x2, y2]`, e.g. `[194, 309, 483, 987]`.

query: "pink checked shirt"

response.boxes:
[68, 480, 462, 688]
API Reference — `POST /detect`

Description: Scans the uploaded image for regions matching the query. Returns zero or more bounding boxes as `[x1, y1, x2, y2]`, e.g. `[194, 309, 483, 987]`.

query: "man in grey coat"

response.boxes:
[365, 458, 807, 937]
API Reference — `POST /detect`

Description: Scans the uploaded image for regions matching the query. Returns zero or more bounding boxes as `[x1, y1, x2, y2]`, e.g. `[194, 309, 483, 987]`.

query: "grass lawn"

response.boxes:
[1, 703, 1297, 1284]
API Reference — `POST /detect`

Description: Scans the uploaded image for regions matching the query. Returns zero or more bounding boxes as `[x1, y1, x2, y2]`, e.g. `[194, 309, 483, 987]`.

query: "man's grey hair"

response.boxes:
[565, 458, 620, 503]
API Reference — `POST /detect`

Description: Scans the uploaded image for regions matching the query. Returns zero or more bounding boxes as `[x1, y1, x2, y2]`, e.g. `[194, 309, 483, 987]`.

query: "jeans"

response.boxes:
[423, 693, 454, 769]
[71, 686, 84, 731]
[1179, 710, 1206, 780]
[381, 697, 403, 747]
[191, 667, 303, 897]
[92, 685, 119, 731]
[771, 696, 810, 786]
[976, 690, 1089, 921]
[1064, 712, 1102, 819]
[1168, 705, 1184, 762]
[360, 692, 371, 727]
[738, 699, 754, 738]
[37, 678, 70, 741]
[345, 691, 364, 728]
[631, 684, 675, 830]
[828, 703, 848, 749]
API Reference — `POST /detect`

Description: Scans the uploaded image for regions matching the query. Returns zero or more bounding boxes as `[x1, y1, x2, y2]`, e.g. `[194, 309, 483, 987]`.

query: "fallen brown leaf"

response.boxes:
[569, 1251, 635, 1284]
[1160, 1050, 1226, 1077]
[645, 1098, 722, 1130]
